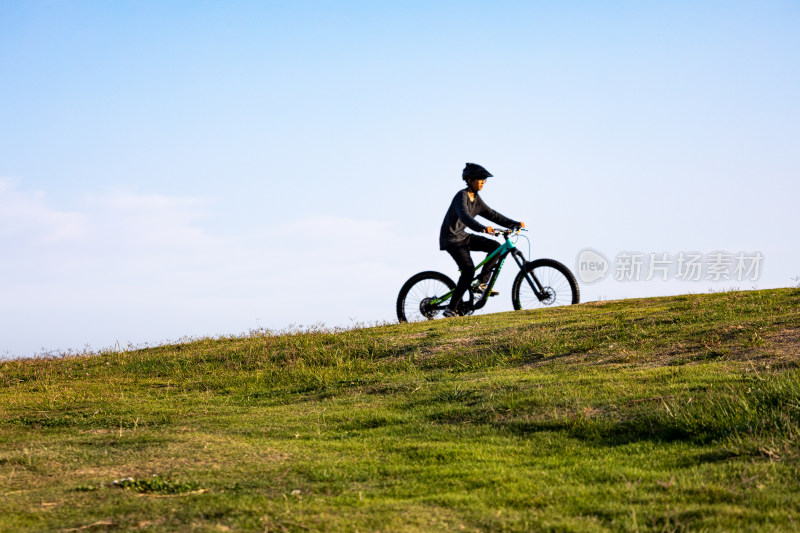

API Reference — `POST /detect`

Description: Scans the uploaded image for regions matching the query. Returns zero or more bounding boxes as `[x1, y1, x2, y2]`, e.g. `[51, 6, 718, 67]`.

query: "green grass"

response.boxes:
[1, 288, 799, 532]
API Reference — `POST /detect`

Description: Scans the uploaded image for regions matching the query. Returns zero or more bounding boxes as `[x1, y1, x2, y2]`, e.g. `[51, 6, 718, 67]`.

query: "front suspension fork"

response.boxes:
[511, 251, 548, 301]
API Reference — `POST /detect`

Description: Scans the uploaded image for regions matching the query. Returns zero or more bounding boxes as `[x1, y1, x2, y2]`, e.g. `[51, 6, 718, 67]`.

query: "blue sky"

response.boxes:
[2, 1, 798, 357]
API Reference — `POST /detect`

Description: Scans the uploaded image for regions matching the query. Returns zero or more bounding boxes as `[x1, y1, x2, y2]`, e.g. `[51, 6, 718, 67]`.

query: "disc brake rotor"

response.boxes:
[541, 287, 556, 305]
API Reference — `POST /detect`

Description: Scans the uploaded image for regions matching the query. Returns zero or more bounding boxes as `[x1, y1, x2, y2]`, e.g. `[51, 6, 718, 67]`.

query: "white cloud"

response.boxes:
[0, 182, 433, 357]
[0, 178, 87, 244]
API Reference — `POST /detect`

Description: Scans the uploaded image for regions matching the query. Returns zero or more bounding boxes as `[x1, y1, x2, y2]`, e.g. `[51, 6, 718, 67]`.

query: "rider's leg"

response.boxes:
[444, 243, 474, 313]
[469, 235, 501, 285]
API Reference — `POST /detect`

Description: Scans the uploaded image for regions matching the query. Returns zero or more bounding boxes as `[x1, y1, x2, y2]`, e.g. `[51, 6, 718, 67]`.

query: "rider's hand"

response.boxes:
[520, 222, 526, 229]
[485, 226, 495, 234]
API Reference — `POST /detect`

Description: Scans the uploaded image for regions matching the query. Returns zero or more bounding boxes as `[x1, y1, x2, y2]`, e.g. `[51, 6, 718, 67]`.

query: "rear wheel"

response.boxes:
[511, 259, 580, 310]
[396, 271, 456, 322]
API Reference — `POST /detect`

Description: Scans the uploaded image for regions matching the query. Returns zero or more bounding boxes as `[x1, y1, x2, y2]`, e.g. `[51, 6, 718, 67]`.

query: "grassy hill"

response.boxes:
[1, 288, 799, 532]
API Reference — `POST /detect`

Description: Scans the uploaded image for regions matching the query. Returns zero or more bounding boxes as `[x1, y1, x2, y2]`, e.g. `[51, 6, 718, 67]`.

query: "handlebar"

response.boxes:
[492, 227, 526, 237]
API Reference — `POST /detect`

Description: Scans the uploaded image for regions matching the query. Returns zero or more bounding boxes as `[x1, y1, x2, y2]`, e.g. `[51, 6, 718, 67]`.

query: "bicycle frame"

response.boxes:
[430, 230, 550, 312]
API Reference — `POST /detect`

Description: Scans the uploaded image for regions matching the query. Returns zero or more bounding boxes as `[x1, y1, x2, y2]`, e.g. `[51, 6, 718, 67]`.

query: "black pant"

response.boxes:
[444, 235, 501, 312]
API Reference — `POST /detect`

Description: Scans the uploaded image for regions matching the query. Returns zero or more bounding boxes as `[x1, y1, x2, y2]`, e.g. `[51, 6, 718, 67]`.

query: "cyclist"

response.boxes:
[439, 163, 526, 317]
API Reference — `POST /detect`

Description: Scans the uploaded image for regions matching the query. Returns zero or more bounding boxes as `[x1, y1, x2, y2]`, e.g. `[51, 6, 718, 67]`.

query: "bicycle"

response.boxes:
[396, 228, 579, 322]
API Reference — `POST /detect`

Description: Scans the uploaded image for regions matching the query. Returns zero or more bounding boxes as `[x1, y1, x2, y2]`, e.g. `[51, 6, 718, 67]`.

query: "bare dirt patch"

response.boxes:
[417, 336, 482, 359]
[520, 326, 800, 370]
[741, 326, 800, 368]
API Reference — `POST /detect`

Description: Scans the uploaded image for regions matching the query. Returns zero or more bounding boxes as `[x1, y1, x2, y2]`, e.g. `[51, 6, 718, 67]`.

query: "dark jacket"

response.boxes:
[439, 189, 519, 250]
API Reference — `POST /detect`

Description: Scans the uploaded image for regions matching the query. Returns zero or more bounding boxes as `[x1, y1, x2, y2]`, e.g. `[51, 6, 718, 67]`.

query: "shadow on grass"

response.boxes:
[499, 417, 724, 446]
[7, 412, 173, 431]
[409, 369, 800, 454]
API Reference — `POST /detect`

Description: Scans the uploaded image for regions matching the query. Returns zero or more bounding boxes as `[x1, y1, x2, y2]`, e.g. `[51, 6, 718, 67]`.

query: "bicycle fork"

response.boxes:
[511, 250, 549, 302]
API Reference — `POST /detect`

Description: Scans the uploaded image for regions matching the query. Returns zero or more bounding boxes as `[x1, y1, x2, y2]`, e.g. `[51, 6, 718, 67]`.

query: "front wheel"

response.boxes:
[511, 259, 580, 310]
[397, 271, 456, 322]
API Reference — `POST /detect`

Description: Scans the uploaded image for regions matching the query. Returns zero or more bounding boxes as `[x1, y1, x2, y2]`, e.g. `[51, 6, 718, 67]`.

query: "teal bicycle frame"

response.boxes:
[430, 230, 547, 312]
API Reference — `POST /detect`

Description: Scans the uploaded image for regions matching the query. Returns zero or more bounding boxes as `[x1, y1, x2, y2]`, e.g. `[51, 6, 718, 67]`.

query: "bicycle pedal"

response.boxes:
[488, 290, 499, 297]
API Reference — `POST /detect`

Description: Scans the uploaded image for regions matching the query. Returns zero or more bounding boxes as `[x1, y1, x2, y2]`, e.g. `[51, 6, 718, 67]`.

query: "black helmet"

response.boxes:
[462, 162, 493, 181]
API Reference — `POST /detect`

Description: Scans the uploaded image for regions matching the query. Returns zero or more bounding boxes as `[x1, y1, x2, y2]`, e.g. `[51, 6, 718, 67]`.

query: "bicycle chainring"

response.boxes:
[459, 300, 475, 316]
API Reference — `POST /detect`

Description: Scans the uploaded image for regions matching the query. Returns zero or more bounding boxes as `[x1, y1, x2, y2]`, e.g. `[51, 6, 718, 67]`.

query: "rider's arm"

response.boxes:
[478, 197, 521, 229]
[455, 191, 490, 234]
